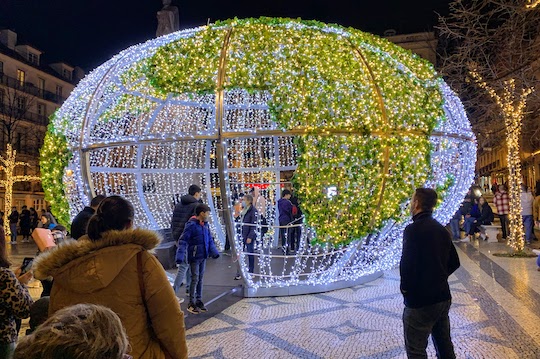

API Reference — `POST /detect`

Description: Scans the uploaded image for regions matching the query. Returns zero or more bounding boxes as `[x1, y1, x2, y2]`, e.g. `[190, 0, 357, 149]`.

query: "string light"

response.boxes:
[41, 18, 475, 292]
[0, 144, 41, 236]
[471, 72, 533, 252]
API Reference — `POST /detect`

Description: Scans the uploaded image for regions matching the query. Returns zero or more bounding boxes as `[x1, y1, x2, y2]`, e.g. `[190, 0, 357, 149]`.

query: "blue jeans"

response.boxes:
[463, 217, 476, 236]
[449, 219, 460, 240]
[189, 259, 206, 303]
[523, 215, 534, 243]
[173, 260, 191, 296]
[10, 223, 17, 242]
[403, 300, 456, 359]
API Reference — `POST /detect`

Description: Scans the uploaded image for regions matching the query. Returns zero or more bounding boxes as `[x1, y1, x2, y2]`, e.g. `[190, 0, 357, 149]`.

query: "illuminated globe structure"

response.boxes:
[42, 18, 476, 297]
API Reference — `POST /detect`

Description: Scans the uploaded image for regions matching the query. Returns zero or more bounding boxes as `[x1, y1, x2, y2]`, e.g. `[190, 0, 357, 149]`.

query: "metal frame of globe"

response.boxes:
[52, 23, 476, 298]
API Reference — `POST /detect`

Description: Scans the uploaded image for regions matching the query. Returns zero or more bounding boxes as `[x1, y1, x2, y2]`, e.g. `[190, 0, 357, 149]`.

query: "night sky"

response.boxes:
[0, 0, 450, 71]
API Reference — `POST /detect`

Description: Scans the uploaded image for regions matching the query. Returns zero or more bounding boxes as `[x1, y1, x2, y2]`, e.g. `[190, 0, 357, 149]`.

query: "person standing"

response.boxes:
[29, 208, 38, 235]
[278, 189, 294, 254]
[176, 204, 220, 314]
[0, 228, 33, 358]
[171, 184, 202, 296]
[33, 196, 188, 359]
[70, 195, 106, 240]
[19, 206, 31, 243]
[240, 194, 258, 274]
[8, 207, 19, 244]
[520, 184, 535, 245]
[534, 187, 540, 233]
[494, 184, 510, 240]
[400, 188, 460, 359]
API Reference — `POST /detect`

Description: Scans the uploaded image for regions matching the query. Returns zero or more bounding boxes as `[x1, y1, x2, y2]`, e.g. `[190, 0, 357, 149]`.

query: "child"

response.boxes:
[176, 204, 220, 314]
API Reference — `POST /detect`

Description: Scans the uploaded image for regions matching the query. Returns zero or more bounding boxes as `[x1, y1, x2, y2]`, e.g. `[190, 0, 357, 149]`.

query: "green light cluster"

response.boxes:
[69, 17, 445, 244]
[40, 114, 72, 229]
[139, 17, 444, 244]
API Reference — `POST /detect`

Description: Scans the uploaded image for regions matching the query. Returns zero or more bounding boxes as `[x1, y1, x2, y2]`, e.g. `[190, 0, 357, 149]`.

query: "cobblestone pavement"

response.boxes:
[184, 240, 540, 359]
[8, 236, 540, 358]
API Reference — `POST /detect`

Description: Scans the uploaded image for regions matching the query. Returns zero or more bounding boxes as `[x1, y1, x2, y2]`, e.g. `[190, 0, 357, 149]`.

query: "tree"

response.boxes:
[0, 144, 40, 236]
[438, 0, 540, 252]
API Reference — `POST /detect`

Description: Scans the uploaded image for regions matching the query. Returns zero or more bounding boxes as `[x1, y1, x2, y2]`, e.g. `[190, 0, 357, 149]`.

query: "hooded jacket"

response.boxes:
[171, 195, 201, 242]
[33, 229, 188, 359]
[175, 217, 220, 263]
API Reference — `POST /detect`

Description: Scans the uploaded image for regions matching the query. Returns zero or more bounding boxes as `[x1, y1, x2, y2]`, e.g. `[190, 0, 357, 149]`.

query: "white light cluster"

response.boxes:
[50, 22, 475, 291]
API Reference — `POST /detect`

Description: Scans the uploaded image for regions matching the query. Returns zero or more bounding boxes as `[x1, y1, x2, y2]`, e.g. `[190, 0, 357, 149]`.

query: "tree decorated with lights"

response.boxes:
[42, 18, 475, 294]
[440, 0, 540, 252]
[0, 144, 40, 236]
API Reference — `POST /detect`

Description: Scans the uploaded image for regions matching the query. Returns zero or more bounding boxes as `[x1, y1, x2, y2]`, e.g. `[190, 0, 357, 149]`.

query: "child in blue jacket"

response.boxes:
[175, 203, 220, 314]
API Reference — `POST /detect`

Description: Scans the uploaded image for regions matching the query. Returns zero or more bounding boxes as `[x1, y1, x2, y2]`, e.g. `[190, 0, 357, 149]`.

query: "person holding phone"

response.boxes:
[0, 230, 34, 359]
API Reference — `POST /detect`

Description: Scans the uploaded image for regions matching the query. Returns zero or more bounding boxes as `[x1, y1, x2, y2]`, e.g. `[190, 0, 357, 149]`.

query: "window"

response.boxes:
[38, 78, 45, 94]
[16, 96, 26, 111]
[55, 85, 63, 99]
[62, 68, 72, 80]
[17, 69, 25, 86]
[28, 52, 38, 65]
[37, 103, 46, 116]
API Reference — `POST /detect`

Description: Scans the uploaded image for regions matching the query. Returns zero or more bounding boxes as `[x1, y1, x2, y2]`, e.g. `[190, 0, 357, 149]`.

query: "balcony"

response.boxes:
[0, 73, 67, 104]
[0, 105, 49, 126]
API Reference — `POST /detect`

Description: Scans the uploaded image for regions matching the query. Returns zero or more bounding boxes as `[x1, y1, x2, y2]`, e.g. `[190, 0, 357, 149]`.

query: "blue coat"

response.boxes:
[175, 217, 220, 263]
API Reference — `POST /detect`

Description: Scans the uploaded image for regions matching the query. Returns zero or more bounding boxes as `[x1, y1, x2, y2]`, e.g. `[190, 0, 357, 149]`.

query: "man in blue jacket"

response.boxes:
[400, 188, 460, 359]
[176, 203, 220, 314]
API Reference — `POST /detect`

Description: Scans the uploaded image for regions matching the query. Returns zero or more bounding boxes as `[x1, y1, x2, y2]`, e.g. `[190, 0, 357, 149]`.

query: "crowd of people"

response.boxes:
[450, 182, 540, 246]
[1, 180, 539, 358]
[6, 206, 59, 245]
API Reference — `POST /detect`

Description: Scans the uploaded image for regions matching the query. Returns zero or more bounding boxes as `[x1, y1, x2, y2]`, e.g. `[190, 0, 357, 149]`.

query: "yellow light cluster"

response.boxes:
[472, 73, 533, 252]
[0, 144, 40, 236]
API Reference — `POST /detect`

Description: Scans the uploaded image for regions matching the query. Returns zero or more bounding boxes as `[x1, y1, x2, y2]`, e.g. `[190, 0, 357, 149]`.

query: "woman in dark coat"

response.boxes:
[240, 194, 258, 273]
[474, 197, 494, 240]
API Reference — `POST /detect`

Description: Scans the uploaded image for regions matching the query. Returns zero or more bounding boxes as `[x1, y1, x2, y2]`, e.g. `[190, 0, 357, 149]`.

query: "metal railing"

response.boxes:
[0, 73, 67, 104]
[0, 105, 49, 126]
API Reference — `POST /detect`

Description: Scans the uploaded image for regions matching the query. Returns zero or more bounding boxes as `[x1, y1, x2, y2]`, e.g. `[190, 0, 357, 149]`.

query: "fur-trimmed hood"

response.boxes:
[33, 229, 161, 293]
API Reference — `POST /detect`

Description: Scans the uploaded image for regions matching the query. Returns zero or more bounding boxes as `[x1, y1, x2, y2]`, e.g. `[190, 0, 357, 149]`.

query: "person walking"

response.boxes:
[520, 184, 535, 245]
[33, 196, 188, 359]
[70, 195, 106, 240]
[19, 206, 31, 243]
[8, 207, 19, 244]
[494, 184, 510, 240]
[171, 184, 203, 296]
[400, 188, 460, 359]
[176, 203, 220, 314]
[278, 189, 294, 254]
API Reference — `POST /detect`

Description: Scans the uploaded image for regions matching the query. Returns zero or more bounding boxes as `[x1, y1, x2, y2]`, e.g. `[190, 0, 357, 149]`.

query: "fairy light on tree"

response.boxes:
[471, 72, 533, 252]
[0, 144, 40, 236]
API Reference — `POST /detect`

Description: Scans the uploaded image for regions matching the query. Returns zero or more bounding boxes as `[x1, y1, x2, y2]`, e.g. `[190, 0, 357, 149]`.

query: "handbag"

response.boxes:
[137, 251, 174, 359]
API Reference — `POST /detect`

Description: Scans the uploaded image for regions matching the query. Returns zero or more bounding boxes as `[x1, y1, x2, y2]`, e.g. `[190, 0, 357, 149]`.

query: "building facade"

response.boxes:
[0, 29, 81, 211]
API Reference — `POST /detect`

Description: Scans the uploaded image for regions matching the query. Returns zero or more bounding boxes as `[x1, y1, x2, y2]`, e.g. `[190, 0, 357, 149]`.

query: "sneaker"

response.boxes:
[22, 238, 29, 243]
[196, 300, 208, 312]
[10, 241, 17, 244]
[234, 274, 242, 280]
[461, 236, 470, 243]
[187, 302, 201, 314]
[177, 297, 185, 304]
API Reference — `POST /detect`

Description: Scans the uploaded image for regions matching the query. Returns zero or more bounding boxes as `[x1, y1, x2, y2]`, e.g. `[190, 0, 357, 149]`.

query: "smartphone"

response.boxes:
[21, 257, 34, 274]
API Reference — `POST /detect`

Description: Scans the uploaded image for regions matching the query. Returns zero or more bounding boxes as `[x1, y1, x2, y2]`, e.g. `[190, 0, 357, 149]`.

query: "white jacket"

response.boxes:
[521, 191, 534, 216]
